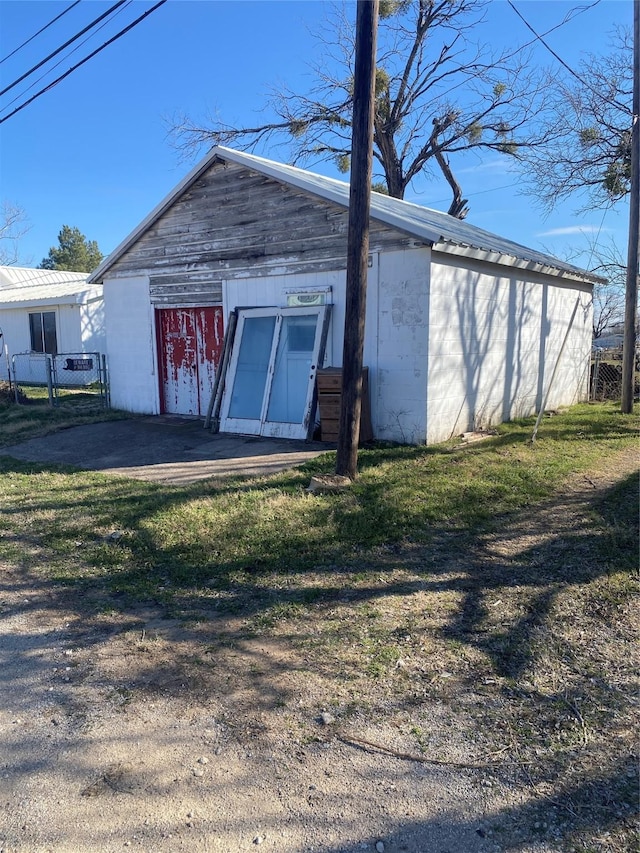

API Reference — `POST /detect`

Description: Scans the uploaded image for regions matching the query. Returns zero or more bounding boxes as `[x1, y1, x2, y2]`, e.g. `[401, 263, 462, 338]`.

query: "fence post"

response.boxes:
[4, 344, 11, 392]
[45, 357, 55, 407]
[11, 356, 19, 404]
[96, 353, 103, 408]
[98, 353, 106, 408]
[590, 351, 601, 401]
[101, 354, 110, 409]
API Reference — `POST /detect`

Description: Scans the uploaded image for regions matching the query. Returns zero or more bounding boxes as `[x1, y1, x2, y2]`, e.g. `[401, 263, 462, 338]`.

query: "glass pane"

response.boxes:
[228, 316, 276, 420]
[29, 313, 44, 352]
[42, 312, 57, 355]
[267, 315, 316, 424]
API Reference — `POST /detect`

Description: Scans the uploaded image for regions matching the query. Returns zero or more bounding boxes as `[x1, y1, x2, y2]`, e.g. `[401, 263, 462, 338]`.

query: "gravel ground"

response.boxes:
[0, 577, 516, 853]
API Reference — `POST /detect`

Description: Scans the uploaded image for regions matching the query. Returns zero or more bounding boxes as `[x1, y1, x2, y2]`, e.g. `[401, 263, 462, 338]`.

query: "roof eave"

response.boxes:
[432, 241, 602, 286]
[0, 286, 101, 309]
[1, 296, 76, 309]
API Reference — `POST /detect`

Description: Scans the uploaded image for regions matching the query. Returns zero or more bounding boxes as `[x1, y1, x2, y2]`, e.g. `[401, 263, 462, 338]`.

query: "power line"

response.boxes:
[388, 2, 606, 130]
[0, 0, 128, 99]
[586, 205, 613, 270]
[0, 1, 133, 115]
[506, 0, 630, 113]
[0, 0, 82, 65]
[0, 0, 168, 125]
[498, 1, 602, 66]
[415, 180, 521, 207]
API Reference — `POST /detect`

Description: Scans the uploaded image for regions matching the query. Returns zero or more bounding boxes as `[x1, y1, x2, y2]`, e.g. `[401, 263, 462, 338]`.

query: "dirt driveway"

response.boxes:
[1, 416, 327, 484]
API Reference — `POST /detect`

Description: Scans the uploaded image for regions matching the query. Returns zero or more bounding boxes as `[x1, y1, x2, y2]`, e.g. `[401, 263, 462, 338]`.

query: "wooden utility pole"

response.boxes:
[621, 0, 639, 413]
[336, 0, 379, 479]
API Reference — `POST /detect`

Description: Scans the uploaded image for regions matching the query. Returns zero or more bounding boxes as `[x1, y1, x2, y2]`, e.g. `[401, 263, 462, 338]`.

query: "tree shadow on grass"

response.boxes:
[0, 449, 637, 852]
[0, 443, 636, 633]
[3, 457, 633, 739]
[438, 470, 638, 681]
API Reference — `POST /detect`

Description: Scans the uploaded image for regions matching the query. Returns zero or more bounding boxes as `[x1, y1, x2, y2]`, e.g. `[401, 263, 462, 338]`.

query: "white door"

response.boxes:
[220, 306, 330, 439]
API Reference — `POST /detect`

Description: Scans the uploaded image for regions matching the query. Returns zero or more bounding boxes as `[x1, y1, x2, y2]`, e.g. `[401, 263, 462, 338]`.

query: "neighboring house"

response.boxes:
[593, 333, 623, 350]
[89, 147, 600, 445]
[0, 266, 105, 382]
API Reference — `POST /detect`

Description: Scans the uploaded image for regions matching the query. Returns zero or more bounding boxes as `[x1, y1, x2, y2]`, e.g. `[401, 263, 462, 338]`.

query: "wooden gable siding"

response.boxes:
[105, 161, 417, 285]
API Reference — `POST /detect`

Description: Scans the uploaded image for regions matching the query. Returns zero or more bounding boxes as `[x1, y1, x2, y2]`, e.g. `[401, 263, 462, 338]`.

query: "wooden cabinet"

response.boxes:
[316, 367, 373, 443]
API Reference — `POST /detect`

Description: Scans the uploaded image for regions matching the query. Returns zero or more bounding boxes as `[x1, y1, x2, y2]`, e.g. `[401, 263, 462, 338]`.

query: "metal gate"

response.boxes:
[11, 351, 110, 408]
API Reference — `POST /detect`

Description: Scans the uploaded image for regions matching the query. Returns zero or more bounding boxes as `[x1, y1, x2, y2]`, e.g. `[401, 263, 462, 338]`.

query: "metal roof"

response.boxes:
[89, 146, 602, 286]
[0, 266, 101, 306]
[0, 266, 89, 289]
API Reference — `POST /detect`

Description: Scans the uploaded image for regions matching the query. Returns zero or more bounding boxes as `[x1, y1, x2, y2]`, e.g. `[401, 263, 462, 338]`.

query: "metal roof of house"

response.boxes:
[0, 266, 101, 306]
[0, 266, 88, 288]
[89, 146, 602, 286]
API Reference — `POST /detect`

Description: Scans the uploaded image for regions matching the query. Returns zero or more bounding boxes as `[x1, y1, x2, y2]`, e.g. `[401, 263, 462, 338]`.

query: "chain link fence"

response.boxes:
[11, 351, 110, 408]
[590, 346, 640, 401]
[11, 352, 51, 386]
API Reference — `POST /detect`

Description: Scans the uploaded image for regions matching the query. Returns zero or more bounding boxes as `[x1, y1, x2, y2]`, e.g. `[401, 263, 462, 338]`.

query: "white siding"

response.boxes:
[80, 296, 106, 354]
[104, 276, 159, 414]
[537, 281, 592, 411]
[57, 304, 82, 352]
[426, 255, 592, 444]
[373, 248, 430, 444]
[223, 275, 287, 317]
[0, 308, 30, 378]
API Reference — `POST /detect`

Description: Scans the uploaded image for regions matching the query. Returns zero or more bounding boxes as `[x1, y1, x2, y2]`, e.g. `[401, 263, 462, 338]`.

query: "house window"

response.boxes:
[29, 311, 58, 354]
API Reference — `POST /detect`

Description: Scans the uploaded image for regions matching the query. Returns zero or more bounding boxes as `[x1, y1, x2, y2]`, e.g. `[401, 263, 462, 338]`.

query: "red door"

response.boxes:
[157, 307, 224, 416]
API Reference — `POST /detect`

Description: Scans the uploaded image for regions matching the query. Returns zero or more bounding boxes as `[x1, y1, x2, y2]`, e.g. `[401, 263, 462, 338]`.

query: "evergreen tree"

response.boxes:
[39, 225, 103, 273]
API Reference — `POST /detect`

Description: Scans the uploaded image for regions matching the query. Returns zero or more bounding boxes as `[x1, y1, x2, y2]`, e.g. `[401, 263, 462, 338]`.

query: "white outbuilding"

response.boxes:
[88, 147, 598, 444]
[0, 266, 105, 383]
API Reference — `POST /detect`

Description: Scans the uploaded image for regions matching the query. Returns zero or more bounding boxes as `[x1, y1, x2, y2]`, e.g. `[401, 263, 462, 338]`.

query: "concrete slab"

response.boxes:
[1, 417, 330, 485]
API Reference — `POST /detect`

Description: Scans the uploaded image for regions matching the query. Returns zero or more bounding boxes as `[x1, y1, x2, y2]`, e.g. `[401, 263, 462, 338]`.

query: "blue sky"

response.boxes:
[0, 0, 632, 271]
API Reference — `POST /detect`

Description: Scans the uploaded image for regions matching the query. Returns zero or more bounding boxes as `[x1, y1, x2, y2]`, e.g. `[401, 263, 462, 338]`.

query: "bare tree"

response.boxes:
[169, 0, 551, 217]
[0, 201, 30, 266]
[520, 28, 633, 213]
[560, 236, 626, 338]
[593, 281, 625, 340]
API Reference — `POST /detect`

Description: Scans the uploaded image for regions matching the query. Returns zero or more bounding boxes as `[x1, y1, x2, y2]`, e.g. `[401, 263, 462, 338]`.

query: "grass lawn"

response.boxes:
[0, 381, 129, 447]
[0, 400, 638, 851]
[1, 402, 634, 598]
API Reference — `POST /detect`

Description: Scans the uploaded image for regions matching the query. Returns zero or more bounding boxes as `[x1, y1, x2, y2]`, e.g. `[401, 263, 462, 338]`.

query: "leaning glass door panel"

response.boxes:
[220, 305, 331, 440]
[227, 315, 276, 420]
[266, 315, 317, 424]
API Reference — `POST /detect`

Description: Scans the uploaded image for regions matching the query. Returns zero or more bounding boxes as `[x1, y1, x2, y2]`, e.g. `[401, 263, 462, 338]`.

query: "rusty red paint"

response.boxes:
[157, 307, 224, 415]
